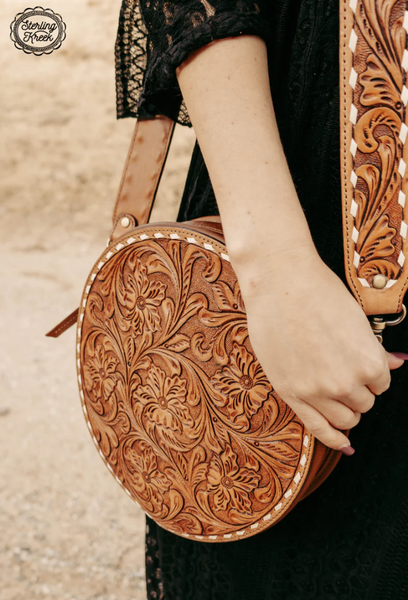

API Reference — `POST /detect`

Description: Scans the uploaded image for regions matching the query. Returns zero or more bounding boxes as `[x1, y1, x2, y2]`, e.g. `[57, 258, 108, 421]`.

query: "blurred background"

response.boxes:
[1, 1, 196, 598]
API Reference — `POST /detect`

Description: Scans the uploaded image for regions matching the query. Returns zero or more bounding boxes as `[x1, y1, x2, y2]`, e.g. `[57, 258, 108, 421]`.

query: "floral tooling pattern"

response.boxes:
[206, 444, 262, 513]
[79, 235, 307, 538]
[350, 0, 408, 283]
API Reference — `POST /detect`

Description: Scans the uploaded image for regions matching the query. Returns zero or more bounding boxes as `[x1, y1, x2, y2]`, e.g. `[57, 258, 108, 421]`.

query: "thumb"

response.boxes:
[387, 351, 407, 370]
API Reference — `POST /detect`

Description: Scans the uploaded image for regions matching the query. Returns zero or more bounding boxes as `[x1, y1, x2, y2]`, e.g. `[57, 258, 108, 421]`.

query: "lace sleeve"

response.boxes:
[115, 0, 273, 126]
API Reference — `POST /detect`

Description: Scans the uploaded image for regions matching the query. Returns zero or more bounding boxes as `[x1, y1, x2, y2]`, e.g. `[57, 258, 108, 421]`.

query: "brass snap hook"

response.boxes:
[369, 304, 407, 344]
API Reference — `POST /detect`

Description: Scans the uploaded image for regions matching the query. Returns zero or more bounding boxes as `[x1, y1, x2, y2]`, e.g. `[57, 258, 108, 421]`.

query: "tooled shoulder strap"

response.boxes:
[340, 0, 408, 328]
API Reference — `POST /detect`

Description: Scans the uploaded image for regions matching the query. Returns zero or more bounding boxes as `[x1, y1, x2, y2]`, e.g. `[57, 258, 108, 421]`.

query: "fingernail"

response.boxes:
[390, 352, 408, 360]
[339, 445, 355, 456]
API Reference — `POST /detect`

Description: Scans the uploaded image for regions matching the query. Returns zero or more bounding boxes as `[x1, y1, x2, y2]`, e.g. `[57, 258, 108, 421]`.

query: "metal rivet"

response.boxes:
[372, 274, 388, 289]
[121, 216, 130, 228]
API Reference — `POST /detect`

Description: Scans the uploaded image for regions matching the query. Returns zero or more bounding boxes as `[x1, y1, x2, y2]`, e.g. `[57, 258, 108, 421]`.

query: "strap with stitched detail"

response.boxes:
[46, 308, 79, 338]
[110, 115, 176, 242]
[340, 0, 408, 315]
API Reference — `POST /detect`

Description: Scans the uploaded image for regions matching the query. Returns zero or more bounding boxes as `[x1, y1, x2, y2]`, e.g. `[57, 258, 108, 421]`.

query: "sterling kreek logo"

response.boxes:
[10, 7, 66, 55]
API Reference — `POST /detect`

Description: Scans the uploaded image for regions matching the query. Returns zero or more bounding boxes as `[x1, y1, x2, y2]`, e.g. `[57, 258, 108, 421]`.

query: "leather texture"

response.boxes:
[340, 0, 408, 315]
[76, 220, 341, 542]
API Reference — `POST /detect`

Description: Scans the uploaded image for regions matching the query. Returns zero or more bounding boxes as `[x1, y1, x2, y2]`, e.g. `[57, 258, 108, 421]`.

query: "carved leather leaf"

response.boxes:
[359, 257, 401, 280]
[198, 307, 238, 328]
[360, 53, 400, 108]
[192, 463, 209, 487]
[212, 281, 238, 311]
[358, 214, 397, 262]
[165, 333, 191, 352]
[190, 332, 213, 362]
[391, 16, 406, 63]
[264, 441, 300, 463]
[88, 408, 120, 457]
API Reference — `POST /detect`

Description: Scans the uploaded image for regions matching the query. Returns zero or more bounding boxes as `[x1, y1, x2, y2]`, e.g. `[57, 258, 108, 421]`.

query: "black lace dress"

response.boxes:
[114, 1, 408, 598]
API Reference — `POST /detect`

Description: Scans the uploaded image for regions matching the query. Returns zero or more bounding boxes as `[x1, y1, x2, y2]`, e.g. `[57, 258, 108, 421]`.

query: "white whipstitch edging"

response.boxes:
[76, 227, 313, 541]
[348, 2, 407, 286]
[393, 16, 407, 273]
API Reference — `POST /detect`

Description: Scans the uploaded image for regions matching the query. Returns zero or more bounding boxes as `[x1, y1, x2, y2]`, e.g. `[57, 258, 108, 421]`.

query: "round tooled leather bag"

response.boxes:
[76, 216, 341, 542]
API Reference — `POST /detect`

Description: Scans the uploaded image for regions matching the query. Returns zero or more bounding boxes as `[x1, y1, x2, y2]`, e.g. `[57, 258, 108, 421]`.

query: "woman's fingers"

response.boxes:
[364, 363, 392, 396]
[280, 380, 373, 449]
[327, 384, 376, 415]
[307, 396, 362, 430]
[287, 373, 377, 416]
[284, 394, 352, 451]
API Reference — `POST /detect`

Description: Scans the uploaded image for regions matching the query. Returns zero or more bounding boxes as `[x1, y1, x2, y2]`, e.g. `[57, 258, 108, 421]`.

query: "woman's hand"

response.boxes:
[236, 248, 404, 452]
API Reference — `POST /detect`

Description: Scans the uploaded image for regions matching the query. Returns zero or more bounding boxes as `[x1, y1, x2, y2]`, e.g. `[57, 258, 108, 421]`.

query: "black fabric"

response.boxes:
[115, 0, 274, 125]
[115, 0, 408, 598]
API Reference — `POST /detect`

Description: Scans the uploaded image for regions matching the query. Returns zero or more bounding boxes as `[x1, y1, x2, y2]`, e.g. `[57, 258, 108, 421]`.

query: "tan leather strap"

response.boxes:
[110, 115, 176, 242]
[340, 0, 408, 315]
[46, 308, 79, 338]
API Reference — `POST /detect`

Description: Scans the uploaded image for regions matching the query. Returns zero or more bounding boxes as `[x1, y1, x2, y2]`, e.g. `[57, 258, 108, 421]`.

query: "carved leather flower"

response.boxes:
[120, 258, 166, 335]
[126, 444, 171, 511]
[206, 444, 261, 513]
[210, 343, 272, 428]
[134, 364, 193, 433]
[84, 343, 118, 401]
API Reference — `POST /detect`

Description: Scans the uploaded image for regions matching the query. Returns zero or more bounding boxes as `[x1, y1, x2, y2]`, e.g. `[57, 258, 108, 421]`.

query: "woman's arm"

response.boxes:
[176, 35, 314, 267]
[176, 35, 403, 452]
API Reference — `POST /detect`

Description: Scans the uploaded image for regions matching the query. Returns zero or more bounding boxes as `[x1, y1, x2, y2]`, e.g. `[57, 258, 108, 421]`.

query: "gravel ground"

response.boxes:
[1, 2, 195, 598]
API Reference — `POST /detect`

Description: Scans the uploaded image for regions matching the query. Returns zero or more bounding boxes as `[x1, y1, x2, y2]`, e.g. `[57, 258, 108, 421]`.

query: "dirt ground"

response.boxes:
[1, 2, 196, 599]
